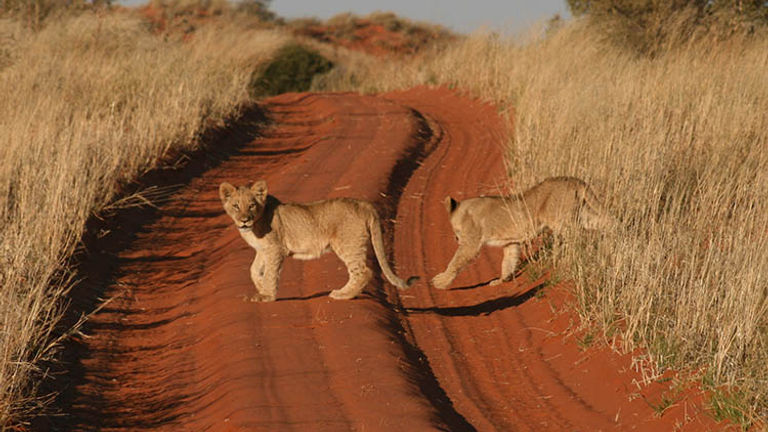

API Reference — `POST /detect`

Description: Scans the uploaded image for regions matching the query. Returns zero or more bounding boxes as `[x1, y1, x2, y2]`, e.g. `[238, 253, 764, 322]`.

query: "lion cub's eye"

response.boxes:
[232, 204, 240, 210]
[249, 203, 256, 210]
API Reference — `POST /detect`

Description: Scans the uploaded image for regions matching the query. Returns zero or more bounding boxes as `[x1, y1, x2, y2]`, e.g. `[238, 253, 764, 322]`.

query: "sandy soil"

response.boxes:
[50, 88, 725, 431]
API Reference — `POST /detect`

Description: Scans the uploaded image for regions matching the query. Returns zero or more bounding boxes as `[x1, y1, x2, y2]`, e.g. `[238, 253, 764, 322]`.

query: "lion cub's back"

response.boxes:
[453, 196, 533, 241]
[525, 176, 587, 203]
[270, 198, 376, 254]
[523, 176, 588, 224]
[279, 198, 375, 235]
[311, 197, 376, 227]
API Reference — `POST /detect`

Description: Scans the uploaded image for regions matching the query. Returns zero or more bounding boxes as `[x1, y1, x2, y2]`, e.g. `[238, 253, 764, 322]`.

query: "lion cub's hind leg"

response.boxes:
[489, 243, 521, 286]
[328, 232, 373, 300]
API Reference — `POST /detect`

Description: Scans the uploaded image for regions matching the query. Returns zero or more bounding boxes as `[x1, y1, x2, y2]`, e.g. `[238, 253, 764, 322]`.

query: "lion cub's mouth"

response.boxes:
[238, 223, 252, 231]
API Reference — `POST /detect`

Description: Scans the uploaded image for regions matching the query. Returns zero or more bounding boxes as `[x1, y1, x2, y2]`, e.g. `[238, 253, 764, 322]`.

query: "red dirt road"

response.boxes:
[56, 88, 723, 431]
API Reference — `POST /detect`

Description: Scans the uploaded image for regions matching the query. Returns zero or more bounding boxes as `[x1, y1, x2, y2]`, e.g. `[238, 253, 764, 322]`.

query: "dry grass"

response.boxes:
[2, 5, 766, 427]
[0, 12, 288, 425]
[319, 20, 768, 425]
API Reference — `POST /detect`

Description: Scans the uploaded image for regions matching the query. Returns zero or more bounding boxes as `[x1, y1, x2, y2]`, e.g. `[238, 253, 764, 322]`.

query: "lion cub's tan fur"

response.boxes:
[220, 180, 416, 301]
[432, 176, 612, 289]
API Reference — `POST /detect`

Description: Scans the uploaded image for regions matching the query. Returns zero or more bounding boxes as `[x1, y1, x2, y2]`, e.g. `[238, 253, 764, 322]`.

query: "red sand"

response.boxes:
[57, 88, 727, 431]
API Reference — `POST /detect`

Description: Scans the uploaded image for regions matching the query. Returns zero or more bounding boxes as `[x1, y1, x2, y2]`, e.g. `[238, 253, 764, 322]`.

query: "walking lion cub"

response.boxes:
[431, 176, 612, 289]
[220, 180, 417, 301]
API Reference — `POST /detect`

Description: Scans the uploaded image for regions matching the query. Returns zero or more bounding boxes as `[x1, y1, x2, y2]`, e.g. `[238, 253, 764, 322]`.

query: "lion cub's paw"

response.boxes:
[244, 294, 275, 303]
[431, 273, 453, 290]
[404, 276, 420, 288]
[329, 289, 358, 300]
[488, 277, 512, 286]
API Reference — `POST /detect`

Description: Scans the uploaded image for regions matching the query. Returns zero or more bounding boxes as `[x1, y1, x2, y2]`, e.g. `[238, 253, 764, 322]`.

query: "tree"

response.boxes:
[235, 0, 276, 21]
[566, 0, 768, 54]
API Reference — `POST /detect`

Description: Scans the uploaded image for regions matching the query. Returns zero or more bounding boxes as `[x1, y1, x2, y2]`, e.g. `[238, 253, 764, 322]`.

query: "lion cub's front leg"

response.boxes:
[248, 250, 283, 302]
[247, 253, 267, 302]
[431, 240, 482, 289]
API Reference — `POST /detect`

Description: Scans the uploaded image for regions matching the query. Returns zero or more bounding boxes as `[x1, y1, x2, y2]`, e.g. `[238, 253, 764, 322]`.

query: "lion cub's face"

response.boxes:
[219, 180, 268, 231]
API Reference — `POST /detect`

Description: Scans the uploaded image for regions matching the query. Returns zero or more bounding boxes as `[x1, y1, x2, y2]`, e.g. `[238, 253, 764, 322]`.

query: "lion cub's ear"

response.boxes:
[251, 180, 268, 203]
[219, 182, 236, 204]
[443, 196, 458, 213]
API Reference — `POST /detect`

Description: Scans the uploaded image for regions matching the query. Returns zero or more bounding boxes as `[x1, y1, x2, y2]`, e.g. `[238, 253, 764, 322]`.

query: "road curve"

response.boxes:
[53, 88, 720, 431]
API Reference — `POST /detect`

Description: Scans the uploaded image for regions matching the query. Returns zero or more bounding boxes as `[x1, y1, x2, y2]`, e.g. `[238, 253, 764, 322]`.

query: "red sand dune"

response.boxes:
[294, 22, 440, 56]
[52, 88, 726, 431]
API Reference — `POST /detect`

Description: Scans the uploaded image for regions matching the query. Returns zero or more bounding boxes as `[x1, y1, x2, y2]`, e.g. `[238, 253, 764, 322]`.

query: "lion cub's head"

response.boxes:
[219, 180, 268, 231]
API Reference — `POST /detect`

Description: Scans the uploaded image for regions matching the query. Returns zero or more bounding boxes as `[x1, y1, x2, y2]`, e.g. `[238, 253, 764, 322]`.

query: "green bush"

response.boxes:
[249, 44, 333, 97]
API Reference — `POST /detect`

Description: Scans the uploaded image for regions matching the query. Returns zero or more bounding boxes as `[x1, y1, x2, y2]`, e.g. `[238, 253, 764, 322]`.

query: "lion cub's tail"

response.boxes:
[367, 213, 419, 290]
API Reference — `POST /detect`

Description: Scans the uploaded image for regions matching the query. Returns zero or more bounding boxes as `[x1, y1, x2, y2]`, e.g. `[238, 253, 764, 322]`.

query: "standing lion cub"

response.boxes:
[431, 176, 612, 289]
[220, 180, 417, 301]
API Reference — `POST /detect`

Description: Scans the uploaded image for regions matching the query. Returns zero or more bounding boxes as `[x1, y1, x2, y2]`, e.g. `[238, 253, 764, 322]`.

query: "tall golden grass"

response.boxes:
[319, 20, 768, 424]
[0, 13, 287, 425]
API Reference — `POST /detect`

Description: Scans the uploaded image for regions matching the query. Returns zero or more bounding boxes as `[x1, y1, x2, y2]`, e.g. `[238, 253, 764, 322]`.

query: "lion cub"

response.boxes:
[431, 176, 612, 289]
[220, 180, 417, 301]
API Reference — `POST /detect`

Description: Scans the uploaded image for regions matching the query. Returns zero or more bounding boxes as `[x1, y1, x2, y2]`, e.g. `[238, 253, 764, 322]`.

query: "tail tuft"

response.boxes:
[443, 196, 458, 213]
[405, 276, 420, 288]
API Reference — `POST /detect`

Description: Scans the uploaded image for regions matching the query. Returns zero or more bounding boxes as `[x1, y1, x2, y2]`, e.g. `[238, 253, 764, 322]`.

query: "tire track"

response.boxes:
[51, 92, 462, 431]
[386, 87, 720, 432]
[47, 88, 719, 432]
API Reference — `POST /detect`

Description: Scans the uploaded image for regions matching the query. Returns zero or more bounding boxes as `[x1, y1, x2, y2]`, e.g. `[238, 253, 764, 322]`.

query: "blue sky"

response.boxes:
[117, 1, 570, 34]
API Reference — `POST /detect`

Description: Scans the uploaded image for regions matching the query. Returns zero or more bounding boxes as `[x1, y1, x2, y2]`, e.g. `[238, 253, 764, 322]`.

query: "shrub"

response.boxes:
[249, 44, 333, 97]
